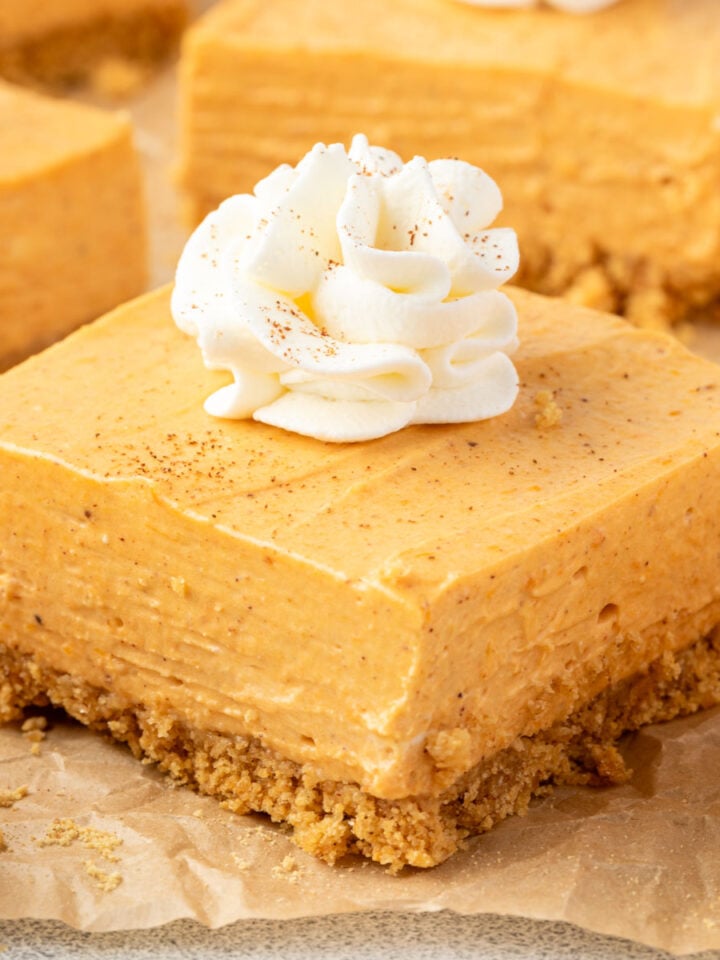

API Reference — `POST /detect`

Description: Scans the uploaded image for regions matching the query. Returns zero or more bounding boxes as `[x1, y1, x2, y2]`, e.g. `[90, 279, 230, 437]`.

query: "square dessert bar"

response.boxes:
[178, 0, 720, 327]
[2, 286, 720, 869]
[0, 81, 146, 371]
[0, 0, 187, 90]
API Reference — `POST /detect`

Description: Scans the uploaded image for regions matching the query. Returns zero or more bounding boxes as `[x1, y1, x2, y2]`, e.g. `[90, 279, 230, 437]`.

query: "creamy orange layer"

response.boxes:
[179, 0, 720, 313]
[2, 287, 720, 799]
[0, 81, 146, 368]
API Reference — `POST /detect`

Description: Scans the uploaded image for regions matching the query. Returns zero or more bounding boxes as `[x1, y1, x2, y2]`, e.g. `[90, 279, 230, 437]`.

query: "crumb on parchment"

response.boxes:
[34, 818, 125, 892]
[22, 715, 47, 755]
[36, 818, 123, 862]
[0, 785, 28, 808]
[272, 854, 301, 882]
[0, 785, 29, 853]
[83, 860, 123, 893]
[21, 716, 47, 734]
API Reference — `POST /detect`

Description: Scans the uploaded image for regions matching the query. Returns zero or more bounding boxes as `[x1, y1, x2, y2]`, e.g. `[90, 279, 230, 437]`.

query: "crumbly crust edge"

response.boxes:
[0, 4, 188, 90]
[2, 632, 720, 871]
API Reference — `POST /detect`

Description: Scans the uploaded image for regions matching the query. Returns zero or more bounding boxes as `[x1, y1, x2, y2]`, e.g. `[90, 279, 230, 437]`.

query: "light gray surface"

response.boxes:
[1, 914, 720, 960]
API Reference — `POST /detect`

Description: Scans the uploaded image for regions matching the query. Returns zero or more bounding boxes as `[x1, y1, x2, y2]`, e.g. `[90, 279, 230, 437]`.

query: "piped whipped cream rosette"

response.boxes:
[453, 0, 620, 11]
[172, 135, 520, 443]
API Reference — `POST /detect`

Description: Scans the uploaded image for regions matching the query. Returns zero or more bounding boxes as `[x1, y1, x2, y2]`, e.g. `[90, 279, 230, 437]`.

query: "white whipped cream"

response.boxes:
[172, 135, 519, 443]
[455, 0, 620, 10]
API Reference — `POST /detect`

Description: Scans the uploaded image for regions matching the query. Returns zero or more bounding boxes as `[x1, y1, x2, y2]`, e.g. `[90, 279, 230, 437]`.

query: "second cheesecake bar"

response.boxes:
[178, 0, 720, 327]
[0, 81, 147, 370]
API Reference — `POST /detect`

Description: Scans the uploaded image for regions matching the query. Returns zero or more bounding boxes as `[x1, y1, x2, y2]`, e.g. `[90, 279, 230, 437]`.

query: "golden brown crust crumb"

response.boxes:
[21, 715, 47, 755]
[83, 860, 123, 892]
[35, 817, 82, 849]
[533, 389, 563, 430]
[32, 817, 124, 892]
[0, 785, 28, 808]
[20, 716, 47, 733]
[36, 818, 122, 862]
[272, 854, 301, 882]
[564, 265, 617, 315]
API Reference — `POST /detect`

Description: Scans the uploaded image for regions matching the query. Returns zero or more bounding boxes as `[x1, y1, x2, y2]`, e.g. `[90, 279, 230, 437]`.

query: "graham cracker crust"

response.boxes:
[2, 632, 720, 871]
[0, 4, 187, 92]
[516, 244, 720, 333]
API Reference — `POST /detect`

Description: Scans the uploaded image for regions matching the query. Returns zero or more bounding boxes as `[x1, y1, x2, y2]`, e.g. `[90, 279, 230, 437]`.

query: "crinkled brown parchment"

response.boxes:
[1, 708, 720, 953]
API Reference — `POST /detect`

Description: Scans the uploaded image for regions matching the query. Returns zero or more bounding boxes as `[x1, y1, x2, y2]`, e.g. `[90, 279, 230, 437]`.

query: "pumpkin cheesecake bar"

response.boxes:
[0, 0, 187, 91]
[178, 0, 720, 327]
[0, 81, 146, 371]
[2, 286, 720, 867]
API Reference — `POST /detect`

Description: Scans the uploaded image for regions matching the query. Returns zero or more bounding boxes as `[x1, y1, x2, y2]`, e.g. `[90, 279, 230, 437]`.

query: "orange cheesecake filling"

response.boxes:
[3, 287, 720, 801]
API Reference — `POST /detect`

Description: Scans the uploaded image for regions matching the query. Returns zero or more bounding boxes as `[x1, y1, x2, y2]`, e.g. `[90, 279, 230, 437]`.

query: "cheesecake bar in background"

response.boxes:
[0, 81, 147, 370]
[2, 285, 720, 868]
[0, 0, 188, 93]
[178, 0, 720, 327]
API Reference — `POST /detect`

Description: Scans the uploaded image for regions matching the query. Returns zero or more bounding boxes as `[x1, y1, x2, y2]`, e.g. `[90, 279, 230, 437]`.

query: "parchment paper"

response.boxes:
[3, 19, 720, 956]
[2, 708, 720, 953]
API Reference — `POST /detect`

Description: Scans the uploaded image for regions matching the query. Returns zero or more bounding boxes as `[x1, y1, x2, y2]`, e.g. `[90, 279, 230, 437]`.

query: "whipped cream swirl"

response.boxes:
[454, 0, 621, 10]
[172, 135, 519, 443]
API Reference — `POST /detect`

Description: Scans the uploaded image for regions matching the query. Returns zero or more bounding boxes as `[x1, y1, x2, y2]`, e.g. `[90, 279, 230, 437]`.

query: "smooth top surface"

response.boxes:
[2, 284, 720, 595]
[0, 80, 129, 181]
[194, 0, 720, 108]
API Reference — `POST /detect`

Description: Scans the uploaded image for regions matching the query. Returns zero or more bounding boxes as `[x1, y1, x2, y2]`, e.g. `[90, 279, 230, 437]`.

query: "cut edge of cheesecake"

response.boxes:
[3, 632, 720, 870]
